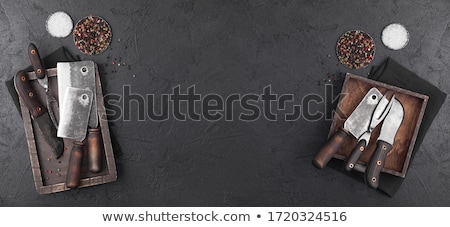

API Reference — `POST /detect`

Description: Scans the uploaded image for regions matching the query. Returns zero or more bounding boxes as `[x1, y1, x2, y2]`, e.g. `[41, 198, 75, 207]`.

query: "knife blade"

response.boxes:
[14, 71, 64, 158]
[57, 61, 98, 128]
[313, 87, 384, 169]
[365, 97, 404, 189]
[344, 94, 395, 171]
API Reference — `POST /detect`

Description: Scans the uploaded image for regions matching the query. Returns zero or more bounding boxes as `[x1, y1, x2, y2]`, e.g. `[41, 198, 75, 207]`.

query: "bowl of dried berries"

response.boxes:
[73, 15, 112, 55]
[336, 30, 375, 69]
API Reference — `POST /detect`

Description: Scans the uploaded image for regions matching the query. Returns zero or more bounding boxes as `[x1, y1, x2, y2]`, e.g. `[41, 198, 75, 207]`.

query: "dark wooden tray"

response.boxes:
[329, 73, 428, 178]
[18, 65, 117, 194]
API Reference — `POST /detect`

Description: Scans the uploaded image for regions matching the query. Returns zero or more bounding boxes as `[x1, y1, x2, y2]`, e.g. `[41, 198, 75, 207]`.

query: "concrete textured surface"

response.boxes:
[1, 0, 450, 206]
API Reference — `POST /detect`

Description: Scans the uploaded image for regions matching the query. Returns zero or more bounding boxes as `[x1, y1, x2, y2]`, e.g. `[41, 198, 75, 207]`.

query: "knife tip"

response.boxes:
[54, 140, 65, 159]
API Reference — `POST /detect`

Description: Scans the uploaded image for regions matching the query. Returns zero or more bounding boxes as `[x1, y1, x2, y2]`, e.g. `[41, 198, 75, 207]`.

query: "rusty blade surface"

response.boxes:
[377, 98, 404, 145]
[343, 87, 383, 139]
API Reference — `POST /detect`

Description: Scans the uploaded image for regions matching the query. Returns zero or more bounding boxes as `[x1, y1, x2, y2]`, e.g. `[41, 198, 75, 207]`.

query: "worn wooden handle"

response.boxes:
[88, 127, 103, 173]
[28, 43, 46, 79]
[313, 128, 349, 169]
[14, 71, 47, 118]
[344, 140, 367, 171]
[66, 140, 85, 189]
[365, 141, 392, 189]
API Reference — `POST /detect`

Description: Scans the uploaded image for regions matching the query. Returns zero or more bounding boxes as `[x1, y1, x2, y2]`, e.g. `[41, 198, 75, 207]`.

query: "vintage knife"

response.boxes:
[14, 71, 64, 158]
[344, 94, 395, 171]
[28, 43, 59, 128]
[313, 88, 383, 169]
[365, 98, 404, 189]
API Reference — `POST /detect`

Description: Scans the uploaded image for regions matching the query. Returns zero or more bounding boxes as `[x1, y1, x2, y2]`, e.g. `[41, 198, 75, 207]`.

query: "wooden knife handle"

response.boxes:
[14, 71, 47, 118]
[88, 127, 103, 173]
[28, 43, 46, 79]
[365, 141, 392, 189]
[344, 140, 367, 171]
[66, 140, 85, 189]
[313, 128, 349, 169]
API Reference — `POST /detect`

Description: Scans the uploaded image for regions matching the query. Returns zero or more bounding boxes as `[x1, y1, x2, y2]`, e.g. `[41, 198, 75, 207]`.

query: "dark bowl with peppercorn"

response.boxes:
[73, 15, 112, 55]
[336, 30, 375, 69]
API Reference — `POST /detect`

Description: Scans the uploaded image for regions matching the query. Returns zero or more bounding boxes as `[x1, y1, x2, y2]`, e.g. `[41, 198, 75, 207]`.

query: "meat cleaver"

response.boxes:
[313, 88, 384, 169]
[58, 87, 93, 188]
[57, 61, 103, 188]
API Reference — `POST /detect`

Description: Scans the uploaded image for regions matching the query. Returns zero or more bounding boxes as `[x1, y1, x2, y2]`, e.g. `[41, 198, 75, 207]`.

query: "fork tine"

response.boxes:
[369, 94, 395, 130]
[377, 94, 395, 121]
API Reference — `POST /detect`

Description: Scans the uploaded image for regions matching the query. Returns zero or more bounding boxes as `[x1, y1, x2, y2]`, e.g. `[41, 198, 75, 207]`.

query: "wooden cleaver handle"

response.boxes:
[365, 141, 392, 189]
[66, 140, 85, 189]
[313, 128, 349, 169]
[88, 127, 103, 173]
[344, 140, 367, 171]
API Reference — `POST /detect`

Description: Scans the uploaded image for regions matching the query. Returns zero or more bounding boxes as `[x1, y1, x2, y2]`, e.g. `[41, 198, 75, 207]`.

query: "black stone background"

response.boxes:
[1, 0, 450, 206]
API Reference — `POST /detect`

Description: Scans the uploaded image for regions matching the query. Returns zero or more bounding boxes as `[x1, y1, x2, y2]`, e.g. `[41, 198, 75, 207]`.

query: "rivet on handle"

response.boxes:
[349, 163, 354, 168]
[377, 160, 382, 166]
[359, 146, 364, 151]
[37, 68, 42, 74]
[30, 49, 36, 55]
[372, 177, 377, 182]
[21, 75, 26, 81]
[36, 107, 41, 112]
[28, 92, 33, 97]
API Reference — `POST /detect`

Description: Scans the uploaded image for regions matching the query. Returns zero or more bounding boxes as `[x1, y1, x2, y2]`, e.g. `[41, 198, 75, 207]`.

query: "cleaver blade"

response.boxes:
[313, 87, 383, 169]
[57, 61, 98, 128]
[343, 88, 384, 140]
[57, 87, 93, 141]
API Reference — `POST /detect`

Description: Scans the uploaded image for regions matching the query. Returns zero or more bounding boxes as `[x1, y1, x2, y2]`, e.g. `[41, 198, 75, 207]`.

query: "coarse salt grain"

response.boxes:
[381, 23, 409, 50]
[46, 11, 73, 38]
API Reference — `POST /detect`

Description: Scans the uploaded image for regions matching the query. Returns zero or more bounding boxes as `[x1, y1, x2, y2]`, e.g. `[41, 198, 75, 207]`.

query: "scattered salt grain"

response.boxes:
[381, 23, 409, 50]
[46, 11, 73, 38]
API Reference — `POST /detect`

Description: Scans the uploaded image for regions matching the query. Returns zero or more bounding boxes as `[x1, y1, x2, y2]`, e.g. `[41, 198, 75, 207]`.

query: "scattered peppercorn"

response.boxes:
[336, 30, 375, 69]
[73, 15, 112, 55]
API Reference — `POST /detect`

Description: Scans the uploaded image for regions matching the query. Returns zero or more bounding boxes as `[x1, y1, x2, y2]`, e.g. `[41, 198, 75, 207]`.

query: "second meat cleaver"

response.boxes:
[313, 88, 384, 169]
[57, 87, 93, 188]
[57, 87, 93, 142]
